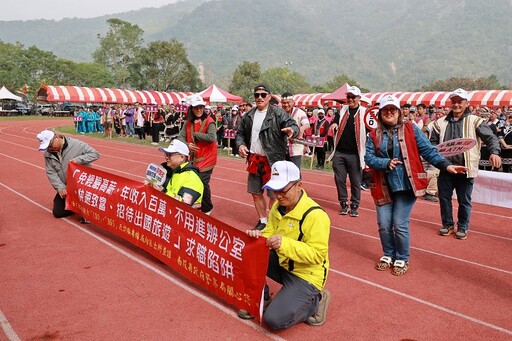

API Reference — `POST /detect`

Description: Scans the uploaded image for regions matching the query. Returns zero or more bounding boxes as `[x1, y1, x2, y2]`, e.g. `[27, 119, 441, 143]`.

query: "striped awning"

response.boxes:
[364, 90, 512, 107]
[37, 85, 192, 105]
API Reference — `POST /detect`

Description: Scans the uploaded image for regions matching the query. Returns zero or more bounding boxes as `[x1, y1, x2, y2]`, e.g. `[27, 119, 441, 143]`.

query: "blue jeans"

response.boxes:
[376, 191, 416, 261]
[125, 122, 135, 136]
[437, 172, 474, 230]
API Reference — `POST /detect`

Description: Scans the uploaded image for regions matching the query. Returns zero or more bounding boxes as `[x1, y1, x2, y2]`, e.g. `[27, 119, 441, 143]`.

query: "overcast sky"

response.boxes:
[0, 0, 179, 21]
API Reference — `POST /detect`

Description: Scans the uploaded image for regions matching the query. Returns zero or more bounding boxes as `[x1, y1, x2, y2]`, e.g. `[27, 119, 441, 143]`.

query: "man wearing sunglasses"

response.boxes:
[240, 161, 331, 328]
[328, 85, 367, 217]
[37, 130, 100, 222]
[236, 84, 300, 231]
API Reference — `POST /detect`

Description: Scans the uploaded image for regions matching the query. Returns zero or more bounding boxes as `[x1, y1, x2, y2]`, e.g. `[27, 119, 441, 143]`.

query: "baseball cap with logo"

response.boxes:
[379, 95, 401, 110]
[346, 86, 361, 97]
[262, 161, 301, 191]
[190, 95, 206, 107]
[159, 139, 189, 156]
[449, 88, 469, 101]
[37, 130, 55, 151]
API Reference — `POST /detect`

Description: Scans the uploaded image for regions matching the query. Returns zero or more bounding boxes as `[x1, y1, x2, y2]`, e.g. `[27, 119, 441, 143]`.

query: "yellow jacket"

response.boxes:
[165, 162, 204, 207]
[262, 190, 330, 291]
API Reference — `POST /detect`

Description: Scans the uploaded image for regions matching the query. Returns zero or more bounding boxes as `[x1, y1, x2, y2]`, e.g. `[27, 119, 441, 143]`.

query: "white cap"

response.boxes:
[232, 105, 238, 111]
[37, 130, 55, 151]
[317, 109, 325, 114]
[262, 161, 301, 191]
[449, 88, 469, 101]
[346, 86, 361, 97]
[190, 95, 206, 107]
[379, 95, 401, 110]
[159, 139, 189, 156]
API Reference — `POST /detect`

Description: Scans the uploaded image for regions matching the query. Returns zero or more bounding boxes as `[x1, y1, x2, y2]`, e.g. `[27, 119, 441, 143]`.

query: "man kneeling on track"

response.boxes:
[37, 130, 100, 223]
[238, 161, 331, 329]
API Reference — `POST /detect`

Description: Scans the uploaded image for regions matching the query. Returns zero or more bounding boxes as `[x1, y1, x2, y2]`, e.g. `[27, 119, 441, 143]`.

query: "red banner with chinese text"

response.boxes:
[66, 163, 269, 320]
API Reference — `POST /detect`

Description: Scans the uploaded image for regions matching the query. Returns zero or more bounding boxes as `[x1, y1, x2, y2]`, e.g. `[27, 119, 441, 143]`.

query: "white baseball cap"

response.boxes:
[37, 130, 55, 151]
[159, 139, 189, 156]
[449, 88, 469, 101]
[379, 95, 401, 110]
[346, 86, 361, 97]
[190, 95, 206, 107]
[262, 161, 301, 191]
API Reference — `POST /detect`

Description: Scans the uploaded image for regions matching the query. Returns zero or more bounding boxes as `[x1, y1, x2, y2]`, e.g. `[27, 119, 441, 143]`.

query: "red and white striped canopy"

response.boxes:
[195, 84, 242, 103]
[37, 85, 192, 105]
[365, 90, 512, 107]
[273, 93, 341, 108]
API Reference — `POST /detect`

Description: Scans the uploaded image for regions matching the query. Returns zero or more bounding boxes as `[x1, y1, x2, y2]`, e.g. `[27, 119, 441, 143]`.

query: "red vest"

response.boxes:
[185, 117, 217, 172]
[369, 123, 427, 206]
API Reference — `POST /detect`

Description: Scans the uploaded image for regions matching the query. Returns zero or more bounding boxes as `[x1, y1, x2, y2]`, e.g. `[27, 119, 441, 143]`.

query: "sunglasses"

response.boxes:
[254, 92, 268, 99]
[346, 95, 357, 99]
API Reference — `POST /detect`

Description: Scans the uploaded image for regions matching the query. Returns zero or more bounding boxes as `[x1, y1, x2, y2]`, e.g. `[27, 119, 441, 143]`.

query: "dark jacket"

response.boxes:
[235, 105, 299, 165]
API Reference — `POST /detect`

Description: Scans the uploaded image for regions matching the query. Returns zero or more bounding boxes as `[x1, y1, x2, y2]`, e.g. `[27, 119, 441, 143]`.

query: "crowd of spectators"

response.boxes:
[70, 98, 512, 174]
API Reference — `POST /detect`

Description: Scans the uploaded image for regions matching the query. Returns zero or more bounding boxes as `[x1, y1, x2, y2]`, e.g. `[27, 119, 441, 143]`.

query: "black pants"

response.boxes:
[152, 122, 163, 143]
[198, 169, 213, 213]
[316, 145, 326, 166]
[53, 193, 74, 218]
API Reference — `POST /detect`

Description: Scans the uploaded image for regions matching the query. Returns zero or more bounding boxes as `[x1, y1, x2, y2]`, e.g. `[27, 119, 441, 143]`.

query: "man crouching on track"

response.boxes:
[37, 130, 100, 222]
[238, 161, 331, 329]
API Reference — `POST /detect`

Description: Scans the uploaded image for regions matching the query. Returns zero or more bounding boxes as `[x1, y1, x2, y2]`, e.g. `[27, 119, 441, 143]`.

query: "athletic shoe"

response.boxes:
[360, 182, 370, 191]
[305, 289, 331, 326]
[253, 221, 266, 231]
[79, 217, 91, 224]
[339, 202, 349, 215]
[439, 225, 454, 236]
[455, 229, 468, 240]
[349, 206, 359, 217]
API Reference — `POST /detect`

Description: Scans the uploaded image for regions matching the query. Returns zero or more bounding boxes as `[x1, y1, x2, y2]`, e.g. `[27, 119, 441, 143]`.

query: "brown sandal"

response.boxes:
[391, 260, 409, 276]
[375, 256, 393, 271]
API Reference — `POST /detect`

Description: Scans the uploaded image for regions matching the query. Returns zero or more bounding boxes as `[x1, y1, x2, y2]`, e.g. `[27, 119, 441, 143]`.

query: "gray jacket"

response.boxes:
[44, 136, 100, 192]
[236, 105, 299, 165]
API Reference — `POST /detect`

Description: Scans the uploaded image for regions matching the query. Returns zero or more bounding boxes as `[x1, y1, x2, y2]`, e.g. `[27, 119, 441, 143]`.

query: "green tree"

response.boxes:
[229, 61, 261, 102]
[260, 67, 313, 96]
[419, 75, 506, 91]
[134, 39, 202, 92]
[92, 18, 144, 88]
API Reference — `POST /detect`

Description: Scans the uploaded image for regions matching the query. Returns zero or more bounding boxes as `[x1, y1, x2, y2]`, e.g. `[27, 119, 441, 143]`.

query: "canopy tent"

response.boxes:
[364, 90, 512, 107]
[195, 85, 242, 103]
[0, 86, 22, 101]
[323, 83, 349, 103]
[37, 85, 192, 105]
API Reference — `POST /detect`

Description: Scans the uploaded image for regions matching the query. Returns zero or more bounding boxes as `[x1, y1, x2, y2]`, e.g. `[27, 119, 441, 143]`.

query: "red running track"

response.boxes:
[1, 118, 511, 340]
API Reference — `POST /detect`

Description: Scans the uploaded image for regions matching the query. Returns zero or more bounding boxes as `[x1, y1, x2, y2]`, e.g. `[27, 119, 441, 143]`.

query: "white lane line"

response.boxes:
[0, 182, 284, 341]
[330, 268, 512, 336]
[0, 309, 21, 341]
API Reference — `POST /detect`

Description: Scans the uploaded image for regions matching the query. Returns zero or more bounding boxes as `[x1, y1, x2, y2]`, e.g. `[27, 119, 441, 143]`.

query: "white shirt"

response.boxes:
[250, 109, 267, 156]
